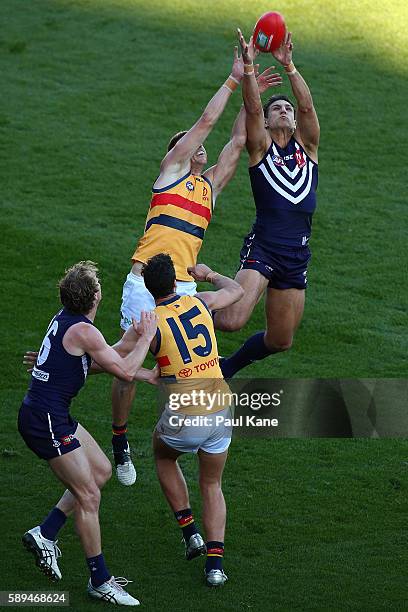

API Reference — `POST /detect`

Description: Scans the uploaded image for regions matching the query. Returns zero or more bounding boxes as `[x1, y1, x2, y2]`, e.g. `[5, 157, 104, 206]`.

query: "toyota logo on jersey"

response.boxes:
[178, 367, 193, 378]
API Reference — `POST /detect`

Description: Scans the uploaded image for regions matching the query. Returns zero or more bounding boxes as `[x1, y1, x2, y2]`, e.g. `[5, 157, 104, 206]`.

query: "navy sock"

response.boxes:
[205, 541, 224, 572]
[87, 553, 111, 587]
[174, 508, 198, 543]
[220, 331, 274, 378]
[40, 507, 67, 541]
[112, 422, 128, 454]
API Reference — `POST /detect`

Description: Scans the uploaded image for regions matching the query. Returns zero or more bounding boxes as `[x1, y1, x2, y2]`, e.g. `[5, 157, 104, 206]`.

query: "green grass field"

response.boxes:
[1, 0, 408, 609]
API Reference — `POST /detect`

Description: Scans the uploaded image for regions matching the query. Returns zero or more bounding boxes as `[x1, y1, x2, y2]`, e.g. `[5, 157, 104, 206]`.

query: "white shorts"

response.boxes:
[119, 271, 197, 330]
[155, 406, 233, 454]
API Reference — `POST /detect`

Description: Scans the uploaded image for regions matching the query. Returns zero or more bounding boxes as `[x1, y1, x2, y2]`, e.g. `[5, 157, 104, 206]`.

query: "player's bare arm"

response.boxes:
[154, 47, 244, 189]
[188, 263, 244, 311]
[273, 31, 320, 160]
[237, 29, 270, 165]
[204, 66, 282, 198]
[23, 326, 160, 384]
[108, 322, 160, 384]
[62, 312, 158, 382]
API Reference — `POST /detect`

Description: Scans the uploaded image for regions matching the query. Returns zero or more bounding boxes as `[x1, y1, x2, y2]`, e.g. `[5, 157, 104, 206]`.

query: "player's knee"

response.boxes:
[222, 313, 247, 332]
[199, 475, 222, 493]
[265, 336, 293, 352]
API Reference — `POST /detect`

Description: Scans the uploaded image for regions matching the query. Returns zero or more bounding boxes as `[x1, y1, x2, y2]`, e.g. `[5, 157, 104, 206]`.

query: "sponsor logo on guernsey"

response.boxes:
[295, 149, 306, 168]
[52, 439, 61, 448]
[302, 236, 309, 246]
[186, 181, 194, 191]
[32, 366, 49, 382]
[178, 367, 193, 378]
[202, 185, 209, 201]
[272, 154, 285, 167]
[193, 357, 219, 373]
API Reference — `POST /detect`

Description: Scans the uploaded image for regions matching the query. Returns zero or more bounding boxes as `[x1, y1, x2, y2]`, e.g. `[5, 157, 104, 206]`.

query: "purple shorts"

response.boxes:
[18, 402, 80, 461]
[239, 233, 311, 290]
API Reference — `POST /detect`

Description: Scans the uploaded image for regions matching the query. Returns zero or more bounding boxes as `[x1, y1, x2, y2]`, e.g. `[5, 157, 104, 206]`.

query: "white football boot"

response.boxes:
[185, 533, 207, 560]
[205, 568, 228, 587]
[22, 526, 62, 581]
[87, 576, 140, 606]
[114, 444, 137, 486]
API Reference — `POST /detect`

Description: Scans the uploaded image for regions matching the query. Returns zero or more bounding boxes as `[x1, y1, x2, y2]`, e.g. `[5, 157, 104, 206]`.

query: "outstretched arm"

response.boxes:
[188, 264, 244, 311]
[273, 31, 320, 158]
[154, 48, 243, 189]
[204, 65, 283, 198]
[237, 29, 270, 166]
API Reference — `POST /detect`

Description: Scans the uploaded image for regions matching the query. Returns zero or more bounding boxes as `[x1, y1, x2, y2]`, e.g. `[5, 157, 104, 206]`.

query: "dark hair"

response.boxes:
[58, 261, 99, 314]
[167, 130, 188, 152]
[263, 94, 296, 118]
[142, 253, 176, 299]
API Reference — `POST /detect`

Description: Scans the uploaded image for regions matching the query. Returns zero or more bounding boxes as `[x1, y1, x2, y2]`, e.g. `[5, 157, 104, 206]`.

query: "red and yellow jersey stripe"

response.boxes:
[132, 173, 213, 281]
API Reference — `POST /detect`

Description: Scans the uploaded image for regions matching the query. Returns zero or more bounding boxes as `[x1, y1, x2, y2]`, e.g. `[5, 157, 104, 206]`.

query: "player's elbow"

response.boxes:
[232, 133, 247, 150]
[298, 103, 314, 114]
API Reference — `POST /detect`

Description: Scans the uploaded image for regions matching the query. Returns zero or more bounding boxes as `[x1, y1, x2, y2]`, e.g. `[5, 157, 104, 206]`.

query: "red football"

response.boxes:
[253, 12, 286, 53]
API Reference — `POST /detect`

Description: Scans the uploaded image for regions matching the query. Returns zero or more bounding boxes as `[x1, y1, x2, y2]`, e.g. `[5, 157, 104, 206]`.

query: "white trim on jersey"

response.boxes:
[259, 160, 314, 205]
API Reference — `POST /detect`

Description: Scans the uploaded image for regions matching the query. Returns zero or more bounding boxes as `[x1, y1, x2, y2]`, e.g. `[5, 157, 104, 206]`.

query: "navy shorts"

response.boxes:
[18, 402, 80, 461]
[239, 233, 311, 290]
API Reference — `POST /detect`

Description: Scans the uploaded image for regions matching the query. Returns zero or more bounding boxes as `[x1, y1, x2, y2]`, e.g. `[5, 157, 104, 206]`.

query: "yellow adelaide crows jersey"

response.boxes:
[153, 295, 230, 415]
[132, 173, 213, 281]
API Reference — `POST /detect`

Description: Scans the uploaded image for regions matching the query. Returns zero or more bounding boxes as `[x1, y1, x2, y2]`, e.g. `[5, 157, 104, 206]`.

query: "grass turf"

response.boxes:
[1, 0, 408, 609]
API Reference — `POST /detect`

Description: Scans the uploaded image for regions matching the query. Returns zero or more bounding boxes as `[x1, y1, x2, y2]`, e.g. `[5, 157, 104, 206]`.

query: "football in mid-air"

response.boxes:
[253, 12, 286, 52]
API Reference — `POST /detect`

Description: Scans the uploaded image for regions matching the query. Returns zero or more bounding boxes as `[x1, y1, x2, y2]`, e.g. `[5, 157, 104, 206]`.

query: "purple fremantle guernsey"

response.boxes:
[249, 137, 318, 249]
[24, 309, 93, 417]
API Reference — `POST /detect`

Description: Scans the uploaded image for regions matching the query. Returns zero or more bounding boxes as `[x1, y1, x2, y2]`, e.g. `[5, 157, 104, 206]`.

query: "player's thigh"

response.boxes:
[120, 272, 155, 330]
[48, 444, 96, 495]
[216, 269, 268, 329]
[198, 449, 228, 484]
[265, 288, 305, 344]
[152, 429, 184, 461]
[74, 423, 112, 485]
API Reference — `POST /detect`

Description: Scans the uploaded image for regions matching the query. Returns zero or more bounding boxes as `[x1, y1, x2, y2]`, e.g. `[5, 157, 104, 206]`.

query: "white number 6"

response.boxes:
[37, 320, 59, 366]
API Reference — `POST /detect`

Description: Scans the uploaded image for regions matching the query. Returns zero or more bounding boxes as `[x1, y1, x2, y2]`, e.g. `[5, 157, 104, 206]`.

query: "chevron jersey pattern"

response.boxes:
[249, 137, 318, 248]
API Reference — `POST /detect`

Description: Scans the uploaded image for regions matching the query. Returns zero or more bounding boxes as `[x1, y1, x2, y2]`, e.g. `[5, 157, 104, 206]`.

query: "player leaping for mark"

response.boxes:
[111, 49, 282, 485]
[216, 29, 320, 377]
[19, 262, 158, 606]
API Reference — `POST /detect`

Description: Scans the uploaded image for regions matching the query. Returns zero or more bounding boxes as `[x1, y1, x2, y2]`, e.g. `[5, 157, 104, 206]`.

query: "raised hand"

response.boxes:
[257, 66, 283, 94]
[237, 28, 256, 64]
[231, 45, 244, 82]
[272, 30, 293, 66]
